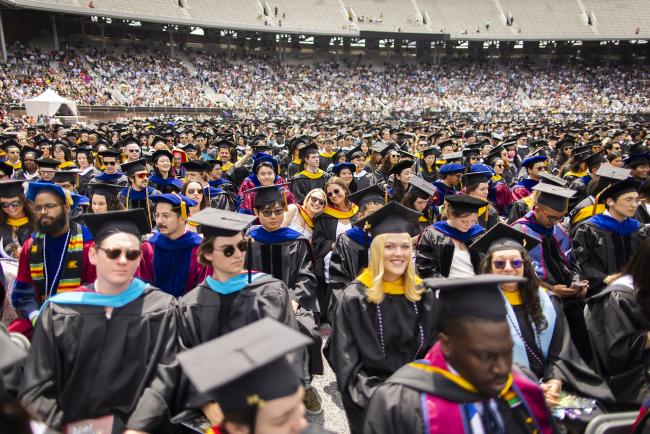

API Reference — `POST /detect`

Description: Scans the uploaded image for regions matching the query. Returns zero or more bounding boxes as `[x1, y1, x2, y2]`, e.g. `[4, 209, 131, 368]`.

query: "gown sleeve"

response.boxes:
[571, 223, 608, 291]
[329, 235, 357, 292]
[362, 382, 424, 434]
[290, 240, 319, 314]
[415, 227, 441, 279]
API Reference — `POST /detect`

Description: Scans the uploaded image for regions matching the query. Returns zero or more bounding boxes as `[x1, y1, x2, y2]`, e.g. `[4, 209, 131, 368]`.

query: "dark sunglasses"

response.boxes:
[1, 201, 21, 209]
[104, 161, 117, 166]
[260, 208, 284, 217]
[217, 240, 248, 257]
[309, 196, 326, 206]
[98, 247, 142, 261]
[135, 172, 148, 179]
[187, 188, 202, 194]
[327, 189, 343, 197]
[492, 259, 524, 270]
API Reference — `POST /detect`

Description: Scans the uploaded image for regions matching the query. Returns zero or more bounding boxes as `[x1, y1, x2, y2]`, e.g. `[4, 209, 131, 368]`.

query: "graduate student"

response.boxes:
[177, 208, 298, 425]
[178, 319, 316, 434]
[363, 275, 558, 434]
[326, 201, 438, 434]
[19, 209, 181, 433]
[118, 159, 160, 224]
[291, 143, 330, 203]
[149, 193, 210, 297]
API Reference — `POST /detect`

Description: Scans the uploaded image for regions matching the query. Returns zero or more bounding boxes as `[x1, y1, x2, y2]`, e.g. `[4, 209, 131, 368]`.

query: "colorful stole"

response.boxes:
[356, 268, 422, 295]
[297, 169, 325, 179]
[501, 287, 556, 372]
[297, 205, 314, 229]
[587, 213, 642, 236]
[563, 170, 588, 179]
[221, 162, 234, 171]
[572, 203, 606, 224]
[7, 216, 29, 228]
[7, 160, 22, 170]
[29, 223, 84, 297]
[319, 151, 336, 158]
[323, 204, 359, 219]
[205, 272, 264, 295]
[59, 161, 76, 169]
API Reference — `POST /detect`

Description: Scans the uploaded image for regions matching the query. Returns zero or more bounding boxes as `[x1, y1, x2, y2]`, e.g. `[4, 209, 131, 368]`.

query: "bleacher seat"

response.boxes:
[585, 412, 639, 434]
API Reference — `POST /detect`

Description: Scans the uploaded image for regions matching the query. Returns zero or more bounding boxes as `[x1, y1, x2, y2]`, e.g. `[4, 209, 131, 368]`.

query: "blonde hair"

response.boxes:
[303, 188, 327, 208]
[365, 233, 423, 304]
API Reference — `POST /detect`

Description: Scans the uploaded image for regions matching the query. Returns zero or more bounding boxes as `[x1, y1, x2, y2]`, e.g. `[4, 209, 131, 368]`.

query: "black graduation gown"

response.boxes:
[507, 199, 532, 224]
[0, 221, 32, 251]
[328, 233, 368, 316]
[19, 286, 181, 433]
[510, 295, 614, 406]
[572, 221, 649, 295]
[245, 236, 323, 376]
[415, 227, 482, 278]
[354, 172, 376, 190]
[363, 364, 559, 434]
[568, 177, 589, 209]
[477, 204, 500, 230]
[635, 202, 650, 224]
[77, 167, 100, 197]
[325, 281, 438, 434]
[586, 282, 650, 408]
[291, 172, 329, 204]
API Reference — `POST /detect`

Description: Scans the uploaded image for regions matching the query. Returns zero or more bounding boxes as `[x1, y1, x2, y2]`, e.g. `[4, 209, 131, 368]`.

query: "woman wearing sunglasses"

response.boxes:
[312, 177, 359, 318]
[472, 223, 613, 411]
[0, 180, 35, 257]
[486, 151, 515, 217]
[326, 202, 438, 434]
[244, 184, 324, 415]
[182, 180, 207, 233]
[282, 188, 326, 240]
[238, 153, 295, 215]
[178, 208, 298, 426]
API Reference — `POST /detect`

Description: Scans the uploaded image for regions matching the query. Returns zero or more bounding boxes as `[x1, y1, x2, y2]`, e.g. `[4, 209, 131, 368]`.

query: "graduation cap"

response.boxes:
[215, 139, 235, 151]
[445, 194, 488, 213]
[347, 185, 386, 207]
[35, 158, 61, 169]
[53, 169, 80, 184]
[442, 151, 463, 162]
[149, 193, 197, 219]
[150, 149, 173, 163]
[521, 154, 547, 168]
[598, 179, 639, 204]
[469, 222, 540, 255]
[353, 201, 421, 237]
[345, 145, 365, 161]
[532, 183, 576, 212]
[177, 318, 310, 413]
[390, 159, 414, 176]
[243, 184, 290, 209]
[408, 175, 437, 199]
[422, 147, 439, 158]
[0, 180, 25, 197]
[1, 139, 21, 152]
[419, 274, 527, 326]
[26, 182, 76, 206]
[120, 159, 148, 177]
[172, 148, 188, 163]
[182, 159, 210, 173]
[298, 143, 319, 161]
[579, 152, 607, 169]
[461, 171, 490, 189]
[82, 209, 150, 244]
[189, 208, 256, 237]
[595, 165, 630, 181]
[0, 162, 14, 177]
[539, 172, 568, 187]
[462, 148, 480, 158]
[98, 148, 122, 159]
[87, 182, 124, 198]
[332, 162, 356, 176]
[438, 163, 465, 176]
[370, 142, 392, 157]
[624, 152, 650, 168]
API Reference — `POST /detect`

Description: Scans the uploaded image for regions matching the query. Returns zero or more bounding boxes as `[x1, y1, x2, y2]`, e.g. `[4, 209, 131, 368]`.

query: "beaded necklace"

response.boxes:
[376, 301, 425, 359]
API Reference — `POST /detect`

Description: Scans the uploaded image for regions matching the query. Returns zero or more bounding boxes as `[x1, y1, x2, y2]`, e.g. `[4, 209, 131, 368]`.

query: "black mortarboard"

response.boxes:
[599, 179, 639, 203]
[35, 158, 60, 169]
[371, 142, 392, 156]
[353, 201, 421, 236]
[408, 175, 437, 198]
[151, 149, 173, 163]
[532, 183, 576, 212]
[579, 152, 607, 169]
[347, 185, 386, 207]
[442, 151, 463, 162]
[390, 159, 414, 176]
[181, 144, 199, 154]
[82, 209, 151, 243]
[53, 169, 80, 184]
[462, 148, 480, 158]
[189, 208, 256, 237]
[345, 145, 365, 161]
[98, 148, 122, 159]
[420, 275, 526, 326]
[422, 147, 439, 158]
[120, 159, 148, 176]
[0, 162, 13, 177]
[215, 139, 235, 150]
[461, 172, 490, 188]
[331, 162, 356, 176]
[182, 159, 210, 173]
[178, 318, 310, 412]
[445, 194, 488, 213]
[539, 172, 568, 187]
[298, 143, 319, 161]
[20, 146, 42, 160]
[244, 184, 290, 209]
[0, 180, 25, 197]
[469, 222, 540, 255]
[87, 182, 124, 198]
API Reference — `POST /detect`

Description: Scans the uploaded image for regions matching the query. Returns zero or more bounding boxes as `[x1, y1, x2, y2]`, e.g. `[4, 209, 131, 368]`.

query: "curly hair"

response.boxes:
[481, 249, 548, 331]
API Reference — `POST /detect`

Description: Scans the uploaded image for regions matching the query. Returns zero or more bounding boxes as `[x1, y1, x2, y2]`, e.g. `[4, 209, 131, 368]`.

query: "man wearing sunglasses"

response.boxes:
[94, 148, 128, 186]
[148, 193, 210, 297]
[244, 184, 324, 415]
[511, 154, 547, 201]
[10, 183, 96, 338]
[118, 159, 160, 227]
[20, 209, 182, 434]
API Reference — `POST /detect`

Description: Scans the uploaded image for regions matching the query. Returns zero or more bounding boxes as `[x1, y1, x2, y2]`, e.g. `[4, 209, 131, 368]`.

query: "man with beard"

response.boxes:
[10, 182, 95, 337]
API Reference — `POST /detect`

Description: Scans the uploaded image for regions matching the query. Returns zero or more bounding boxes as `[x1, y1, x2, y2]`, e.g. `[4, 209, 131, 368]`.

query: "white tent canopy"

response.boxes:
[23, 89, 78, 118]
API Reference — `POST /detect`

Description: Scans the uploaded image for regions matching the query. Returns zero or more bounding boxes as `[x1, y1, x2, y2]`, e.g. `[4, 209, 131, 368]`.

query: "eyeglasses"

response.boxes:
[216, 240, 248, 257]
[537, 206, 564, 222]
[135, 172, 148, 179]
[187, 188, 202, 194]
[127, 148, 140, 153]
[260, 208, 284, 217]
[34, 203, 62, 213]
[104, 161, 117, 166]
[1, 201, 21, 209]
[97, 247, 142, 261]
[327, 189, 343, 197]
[309, 196, 326, 206]
[492, 259, 524, 269]
[390, 154, 399, 159]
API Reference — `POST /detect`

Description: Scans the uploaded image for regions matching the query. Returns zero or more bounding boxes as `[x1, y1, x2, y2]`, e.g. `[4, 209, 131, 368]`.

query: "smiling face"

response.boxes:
[0, 196, 24, 219]
[338, 168, 354, 185]
[305, 191, 326, 214]
[382, 233, 412, 280]
[326, 183, 346, 207]
[155, 156, 171, 174]
[257, 165, 276, 186]
[185, 181, 204, 205]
